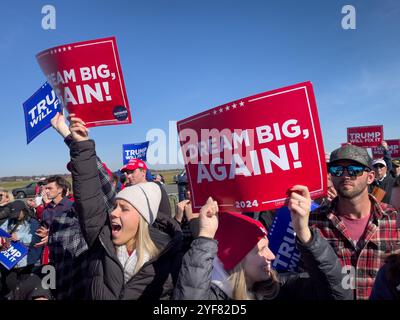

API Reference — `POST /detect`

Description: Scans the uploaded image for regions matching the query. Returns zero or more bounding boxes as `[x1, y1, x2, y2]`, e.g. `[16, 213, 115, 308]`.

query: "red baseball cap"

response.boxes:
[120, 159, 148, 172]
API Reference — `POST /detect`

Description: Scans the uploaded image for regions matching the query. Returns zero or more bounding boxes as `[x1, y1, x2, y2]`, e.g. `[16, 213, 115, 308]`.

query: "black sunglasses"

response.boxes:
[329, 165, 370, 177]
[373, 164, 385, 169]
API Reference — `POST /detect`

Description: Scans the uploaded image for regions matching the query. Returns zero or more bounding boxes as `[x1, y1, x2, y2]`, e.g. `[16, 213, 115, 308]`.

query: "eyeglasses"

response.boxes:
[373, 164, 385, 169]
[328, 165, 370, 177]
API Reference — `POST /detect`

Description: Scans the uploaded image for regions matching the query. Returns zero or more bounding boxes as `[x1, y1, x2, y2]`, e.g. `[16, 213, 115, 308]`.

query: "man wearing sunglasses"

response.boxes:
[308, 144, 400, 300]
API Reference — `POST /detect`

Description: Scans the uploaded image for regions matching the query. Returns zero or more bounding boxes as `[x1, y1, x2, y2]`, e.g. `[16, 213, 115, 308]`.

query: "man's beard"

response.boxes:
[335, 179, 368, 199]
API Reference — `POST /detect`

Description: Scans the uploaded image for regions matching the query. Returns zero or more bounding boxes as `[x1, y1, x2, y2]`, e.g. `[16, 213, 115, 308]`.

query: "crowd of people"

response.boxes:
[0, 113, 399, 301]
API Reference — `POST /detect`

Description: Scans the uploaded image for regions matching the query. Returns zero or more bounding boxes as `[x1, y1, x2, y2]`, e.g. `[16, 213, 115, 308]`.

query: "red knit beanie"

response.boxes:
[215, 212, 268, 271]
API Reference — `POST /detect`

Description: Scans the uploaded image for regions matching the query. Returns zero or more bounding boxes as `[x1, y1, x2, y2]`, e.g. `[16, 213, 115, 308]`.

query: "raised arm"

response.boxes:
[69, 115, 108, 247]
[173, 197, 219, 300]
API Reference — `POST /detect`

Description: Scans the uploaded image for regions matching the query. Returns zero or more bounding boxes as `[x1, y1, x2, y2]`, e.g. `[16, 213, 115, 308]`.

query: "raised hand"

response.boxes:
[198, 197, 219, 239]
[68, 113, 89, 142]
[51, 112, 71, 138]
[287, 185, 312, 244]
[175, 199, 191, 223]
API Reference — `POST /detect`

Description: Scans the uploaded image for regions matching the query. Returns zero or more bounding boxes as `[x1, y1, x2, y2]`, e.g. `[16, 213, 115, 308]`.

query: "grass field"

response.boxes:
[0, 169, 182, 192]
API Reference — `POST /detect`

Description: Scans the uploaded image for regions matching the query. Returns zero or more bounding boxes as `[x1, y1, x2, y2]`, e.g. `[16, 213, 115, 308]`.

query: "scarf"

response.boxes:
[116, 245, 150, 283]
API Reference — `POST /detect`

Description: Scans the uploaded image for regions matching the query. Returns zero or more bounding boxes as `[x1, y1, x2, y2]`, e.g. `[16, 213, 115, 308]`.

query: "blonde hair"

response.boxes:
[7, 192, 14, 202]
[0, 191, 13, 203]
[227, 261, 280, 300]
[133, 215, 161, 274]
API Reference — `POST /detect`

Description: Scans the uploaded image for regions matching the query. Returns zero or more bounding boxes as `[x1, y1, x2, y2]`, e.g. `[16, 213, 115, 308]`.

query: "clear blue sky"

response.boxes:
[0, 0, 399, 177]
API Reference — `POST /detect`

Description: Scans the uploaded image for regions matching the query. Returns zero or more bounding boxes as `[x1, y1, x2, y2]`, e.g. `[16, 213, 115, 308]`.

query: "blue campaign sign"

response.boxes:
[23, 82, 62, 144]
[122, 141, 150, 165]
[0, 230, 28, 270]
[268, 202, 320, 273]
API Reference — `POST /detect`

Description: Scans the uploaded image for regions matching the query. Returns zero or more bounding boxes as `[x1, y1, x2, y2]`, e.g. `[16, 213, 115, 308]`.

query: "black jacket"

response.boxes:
[0, 204, 11, 226]
[369, 174, 395, 204]
[173, 229, 352, 300]
[70, 140, 182, 300]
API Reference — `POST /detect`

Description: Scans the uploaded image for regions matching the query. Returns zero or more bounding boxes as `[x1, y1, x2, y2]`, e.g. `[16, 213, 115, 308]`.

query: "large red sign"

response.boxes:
[347, 125, 383, 147]
[177, 81, 327, 212]
[36, 37, 132, 128]
[371, 139, 400, 159]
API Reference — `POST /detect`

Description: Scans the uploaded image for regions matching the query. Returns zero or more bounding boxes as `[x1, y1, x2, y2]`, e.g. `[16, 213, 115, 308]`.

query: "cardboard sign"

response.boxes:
[347, 125, 383, 147]
[122, 141, 150, 165]
[36, 37, 132, 128]
[268, 202, 320, 272]
[23, 82, 62, 144]
[177, 81, 327, 212]
[371, 139, 400, 159]
[0, 229, 28, 270]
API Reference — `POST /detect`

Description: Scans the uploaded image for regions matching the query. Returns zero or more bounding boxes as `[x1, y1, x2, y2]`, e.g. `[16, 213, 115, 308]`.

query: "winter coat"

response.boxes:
[70, 140, 183, 300]
[173, 229, 352, 300]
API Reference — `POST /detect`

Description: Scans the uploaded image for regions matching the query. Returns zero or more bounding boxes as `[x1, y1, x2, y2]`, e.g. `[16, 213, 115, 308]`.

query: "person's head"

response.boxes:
[215, 212, 277, 299]
[0, 191, 13, 205]
[45, 176, 69, 201]
[9, 200, 30, 222]
[372, 158, 387, 180]
[390, 176, 400, 210]
[328, 145, 375, 200]
[120, 159, 148, 185]
[391, 159, 400, 177]
[112, 173, 120, 188]
[111, 182, 161, 270]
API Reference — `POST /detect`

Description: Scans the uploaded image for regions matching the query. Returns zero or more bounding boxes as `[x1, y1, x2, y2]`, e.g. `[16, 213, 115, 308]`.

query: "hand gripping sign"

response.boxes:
[122, 141, 150, 165]
[36, 37, 132, 128]
[268, 202, 320, 272]
[23, 82, 62, 144]
[177, 81, 327, 212]
[0, 229, 28, 270]
[347, 125, 383, 147]
[371, 139, 400, 159]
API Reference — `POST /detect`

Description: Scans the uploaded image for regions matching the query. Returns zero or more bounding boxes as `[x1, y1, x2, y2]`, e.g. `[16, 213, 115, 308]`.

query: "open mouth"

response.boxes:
[111, 222, 122, 237]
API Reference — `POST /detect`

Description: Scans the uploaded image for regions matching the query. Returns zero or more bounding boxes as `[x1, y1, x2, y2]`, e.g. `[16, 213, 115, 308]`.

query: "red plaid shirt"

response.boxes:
[309, 195, 400, 300]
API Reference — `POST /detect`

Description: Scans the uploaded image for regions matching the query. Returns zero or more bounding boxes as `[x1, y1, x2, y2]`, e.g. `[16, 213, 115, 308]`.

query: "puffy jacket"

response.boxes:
[173, 229, 352, 300]
[70, 140, 183, 300]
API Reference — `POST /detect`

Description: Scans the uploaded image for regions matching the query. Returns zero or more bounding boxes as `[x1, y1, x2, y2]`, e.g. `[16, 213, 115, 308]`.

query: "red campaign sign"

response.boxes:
[347, 125, 383, 147]
[177, 81, 327, 212]
[371, 139, 400, 159]
[36, 37, 132, 128]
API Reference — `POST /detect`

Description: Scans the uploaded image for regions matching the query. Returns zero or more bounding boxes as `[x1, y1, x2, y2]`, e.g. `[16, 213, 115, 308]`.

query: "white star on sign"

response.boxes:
[68, 46, 72, 50]
[232, 103, 237, 109]
[213, 110, 218, 115]
[239, 101, 245, 107]
[225, 105, 230, 111]
[63, 47, 67, 51]
[219, 108, 223, 113]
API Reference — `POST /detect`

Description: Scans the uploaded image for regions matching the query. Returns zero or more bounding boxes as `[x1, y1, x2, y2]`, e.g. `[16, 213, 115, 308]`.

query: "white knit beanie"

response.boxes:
[115, 182, 161, 225]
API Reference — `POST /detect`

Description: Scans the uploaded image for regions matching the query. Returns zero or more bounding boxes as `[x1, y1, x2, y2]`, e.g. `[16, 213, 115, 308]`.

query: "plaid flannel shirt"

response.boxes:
[309, 194, 400, 300]
[47, 135, 116, 299]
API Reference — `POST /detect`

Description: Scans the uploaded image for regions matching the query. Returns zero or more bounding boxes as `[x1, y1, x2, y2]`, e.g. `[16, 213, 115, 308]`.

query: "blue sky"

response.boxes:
[0, 0, 399, 176]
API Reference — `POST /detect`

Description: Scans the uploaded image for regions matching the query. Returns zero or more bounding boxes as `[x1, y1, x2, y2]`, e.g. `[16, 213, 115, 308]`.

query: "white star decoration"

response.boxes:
[213, 101, 245, 115]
